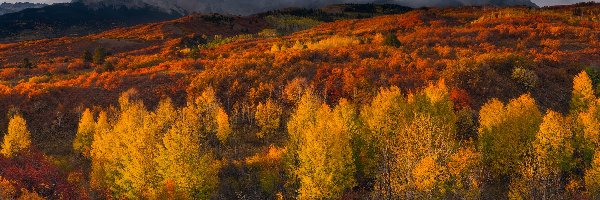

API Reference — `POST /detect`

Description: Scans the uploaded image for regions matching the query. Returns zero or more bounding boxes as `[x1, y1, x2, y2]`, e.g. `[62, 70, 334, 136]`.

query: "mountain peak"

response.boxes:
[0, 2, 48, 15]
[71, 0, 538, 15]
[74, 0, 187, 14]
[381, 0, 537, 8]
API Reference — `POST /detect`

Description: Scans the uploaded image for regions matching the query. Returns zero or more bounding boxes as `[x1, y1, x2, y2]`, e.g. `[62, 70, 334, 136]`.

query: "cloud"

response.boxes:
[74, 0, 544, 15]
[531, 0, 591, 6]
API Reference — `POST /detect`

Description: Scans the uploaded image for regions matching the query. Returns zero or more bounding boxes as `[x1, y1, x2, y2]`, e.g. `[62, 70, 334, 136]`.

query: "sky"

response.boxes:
[0, 0, 594, 7]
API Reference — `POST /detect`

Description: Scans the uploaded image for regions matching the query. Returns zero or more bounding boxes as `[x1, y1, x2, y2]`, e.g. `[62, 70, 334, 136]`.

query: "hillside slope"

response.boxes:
[0, 3, 598, 199]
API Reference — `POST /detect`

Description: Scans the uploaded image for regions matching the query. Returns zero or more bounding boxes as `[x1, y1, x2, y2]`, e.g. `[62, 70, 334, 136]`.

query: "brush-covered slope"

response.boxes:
[0, 2, 597, 157]
[0, 3, 598, 199]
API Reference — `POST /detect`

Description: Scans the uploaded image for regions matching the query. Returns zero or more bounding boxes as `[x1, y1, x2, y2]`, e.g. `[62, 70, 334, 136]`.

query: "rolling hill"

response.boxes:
[0, 2, 598, 199]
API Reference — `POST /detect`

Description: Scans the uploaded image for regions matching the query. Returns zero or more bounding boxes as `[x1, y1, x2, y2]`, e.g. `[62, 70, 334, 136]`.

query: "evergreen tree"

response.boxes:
[97, 61, 114, 73]
[93, 48, 107, 64]
[383, 33, 401, 47]
[83, 50, 93, 63]
[19, 58, 33, 69]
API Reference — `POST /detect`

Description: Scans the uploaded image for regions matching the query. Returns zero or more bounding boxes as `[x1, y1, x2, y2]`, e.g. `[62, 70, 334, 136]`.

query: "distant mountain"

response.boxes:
[0, 2, 48, 15]
[74, 0, 186, 15]
[380, 0, 538, 8]
[0, 0, 538, 43]
[0, 2, 182, 43]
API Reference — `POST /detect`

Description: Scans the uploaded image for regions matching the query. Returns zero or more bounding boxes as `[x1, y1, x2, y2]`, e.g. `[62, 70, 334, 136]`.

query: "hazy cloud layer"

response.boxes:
[75, 0, 540, 15]
[1, 0, 596, 15]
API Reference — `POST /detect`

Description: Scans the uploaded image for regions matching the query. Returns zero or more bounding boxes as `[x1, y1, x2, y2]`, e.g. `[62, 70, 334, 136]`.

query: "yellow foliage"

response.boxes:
[0, 176, 16, 199]
[571, 71, 596, 113]
[246, 145, 287, 166]
[246, 146, 287, 196]
[412, 155, 441, 192]
[586, 152, 600, 198]
[88, 92, 223, 198]
[478, 94, 542, 177]
[74, 108, 95, 157]
[271, 44, 280, 53]
[579, 103, 600, 147]
[424, 79, 449, 104]
[292, 97, 356, 199]
[534, 110, 574, 175]
[1, 114, 32, 158]
[363, 83, 459, 198]
[17, 189, 44, 200]
[389, 114, 454, 196]
[156, 113, 220, 199]
[372, 33, 385, 44]
[89, 111, 113, 190]
[447, 147, 482, 198]
[255, 99, 283, 140]
[306, 36, 361, 49]
[215, 107, 231, 144]
[292, 40, 306, 50]
[361, 86, 404, 140]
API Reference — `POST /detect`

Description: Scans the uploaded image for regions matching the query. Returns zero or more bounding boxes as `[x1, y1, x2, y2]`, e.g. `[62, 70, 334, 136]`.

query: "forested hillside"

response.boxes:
[0, 2, 599, 199]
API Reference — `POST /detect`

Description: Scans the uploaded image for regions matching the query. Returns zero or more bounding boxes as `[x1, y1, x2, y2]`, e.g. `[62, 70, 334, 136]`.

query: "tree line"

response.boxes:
[1, 71, 599, 199]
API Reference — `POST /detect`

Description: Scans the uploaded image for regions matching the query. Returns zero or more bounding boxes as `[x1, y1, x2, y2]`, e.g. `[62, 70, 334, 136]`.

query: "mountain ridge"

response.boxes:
[0, 0, 538, 43]
[0, 2, 48, 15]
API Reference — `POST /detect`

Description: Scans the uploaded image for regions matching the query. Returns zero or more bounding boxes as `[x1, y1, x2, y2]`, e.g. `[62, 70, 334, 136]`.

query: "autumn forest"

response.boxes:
[0, 2, 599, 200]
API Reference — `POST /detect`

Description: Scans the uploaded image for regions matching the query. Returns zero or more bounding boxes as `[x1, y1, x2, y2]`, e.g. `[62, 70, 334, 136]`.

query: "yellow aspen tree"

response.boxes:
[192, 88, 231, 145]
[153, 98, 178, 137]
[89, 111, 115, 191]
[296, 99, 356, 199]
[285, 90, 322, 195]
[478, 94, 542, 178]
[392, 114, 454, 197]
[365, 80, 461, 198]
[447, 147, 482, 199]
[582, 100, 600, 197]
[215, 107, 231, 144]
[578, 99, 600, 148]
[1, 114, 32, 158]
[113, 99, 154, 198]
[255, 99, 283, 140]
[155, 105, 220, 199]
[132, 98, 177, 198]
[73, 108, 95, 157]
[534, 111, 574, 175]
[571, 71, 596, 114]
[586, 151, 600, 198]
[509, 110, 573, 199]
[360, 86, 405, 199]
